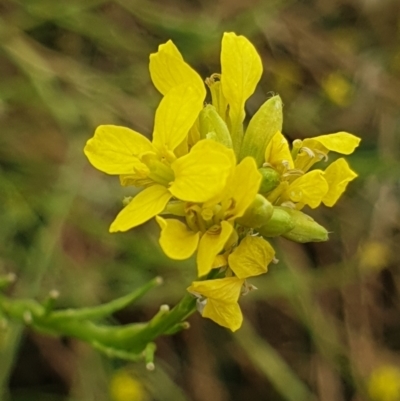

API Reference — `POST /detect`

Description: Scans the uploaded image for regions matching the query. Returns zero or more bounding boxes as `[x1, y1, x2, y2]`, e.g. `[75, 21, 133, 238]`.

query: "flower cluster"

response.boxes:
[84, 33, 360, 331]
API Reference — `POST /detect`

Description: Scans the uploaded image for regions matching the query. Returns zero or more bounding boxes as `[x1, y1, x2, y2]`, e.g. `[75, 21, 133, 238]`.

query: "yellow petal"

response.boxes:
[187, 276, 244, 303]
[170, 139, 235, 202]
[152, 84, 205, 153]
[84, 125, 154, 175]
[203, 299, 243, 332]
[322, 158, 358, 207]
[221, 32, 262, 123]
[302, 132, 361, 155]
[228, 236, 275, 279]
[264, 131, 294, 171]
[110, 185, 172, 232]
[196, 221, 234, 277]
[212, 254, 228, 269]
[220, 32, 262, 150]
[228, 157, 262, 219]
[156, 216, 200, 260]
[284, 170, 329, 209]
[149, 40, 205, 97]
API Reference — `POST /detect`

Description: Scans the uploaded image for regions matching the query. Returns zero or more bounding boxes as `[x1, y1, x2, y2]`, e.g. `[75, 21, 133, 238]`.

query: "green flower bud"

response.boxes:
[258, 167, 280, 194]
[199, 104, 233, 148]
[236, 194, 273, 228]
[282, 208, 329, 243]
[257, 207, 294, 237]
[239, 95, 283, 167]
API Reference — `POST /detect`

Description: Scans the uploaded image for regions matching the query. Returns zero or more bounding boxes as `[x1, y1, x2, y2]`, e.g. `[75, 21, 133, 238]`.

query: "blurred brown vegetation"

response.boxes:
[1, 0, 400, 400]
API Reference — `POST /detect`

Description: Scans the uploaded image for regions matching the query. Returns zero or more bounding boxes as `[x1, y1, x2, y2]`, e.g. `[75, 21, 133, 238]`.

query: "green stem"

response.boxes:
[0, 279, 198, 358]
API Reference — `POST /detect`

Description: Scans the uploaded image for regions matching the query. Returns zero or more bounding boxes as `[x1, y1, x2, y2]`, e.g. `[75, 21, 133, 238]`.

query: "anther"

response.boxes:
[314, 149, 328, 161]
[300, 147, 315, 158]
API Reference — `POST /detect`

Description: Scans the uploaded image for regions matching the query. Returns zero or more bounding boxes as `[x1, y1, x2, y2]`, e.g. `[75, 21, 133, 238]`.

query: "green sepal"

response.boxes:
[239, 95, 283, 167]
[282, 209, 329, 243]
[236, 194, 273, 228]
[258, 167, 281, 194]
[258, 207, 294, 237]
[199, 104, 233, 148]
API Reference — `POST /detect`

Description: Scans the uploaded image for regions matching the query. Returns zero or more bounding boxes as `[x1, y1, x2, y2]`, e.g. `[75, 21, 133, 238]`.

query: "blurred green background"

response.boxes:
[1, 0, 400, 400]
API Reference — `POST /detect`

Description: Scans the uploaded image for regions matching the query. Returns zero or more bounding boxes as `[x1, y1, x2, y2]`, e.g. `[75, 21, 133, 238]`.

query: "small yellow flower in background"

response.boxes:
[359, 241, 391, 271]
[367, 365, 400, 401]
[321, 72, 352, 106]
[85, 31, 361, 332]
[110, 370, 148, 401]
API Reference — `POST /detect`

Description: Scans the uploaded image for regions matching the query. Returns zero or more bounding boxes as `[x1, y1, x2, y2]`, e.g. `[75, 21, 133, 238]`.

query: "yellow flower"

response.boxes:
[150, 32, 263, 155]
[186, 235, 274, 331]
[321, 72, 352, 106]
[85, 32, 362, 334]
[263, 131, 360, 209]
[367, 365, 400, 401]
[110, 370, 148, 401]
[187, 277, 244, 332]
[156, 156, 265, 277]
[85, 83, 235, 232]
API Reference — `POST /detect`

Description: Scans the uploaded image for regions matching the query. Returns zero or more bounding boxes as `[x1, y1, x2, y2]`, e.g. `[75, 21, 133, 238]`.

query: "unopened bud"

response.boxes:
[258, 167, 280, 194]
[199, 105, 233, 148]
[239, 95, 283, 167]
[236, 195, 273, 228]
[258, 207, 294, 237]
[282, 208, 329, 243]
